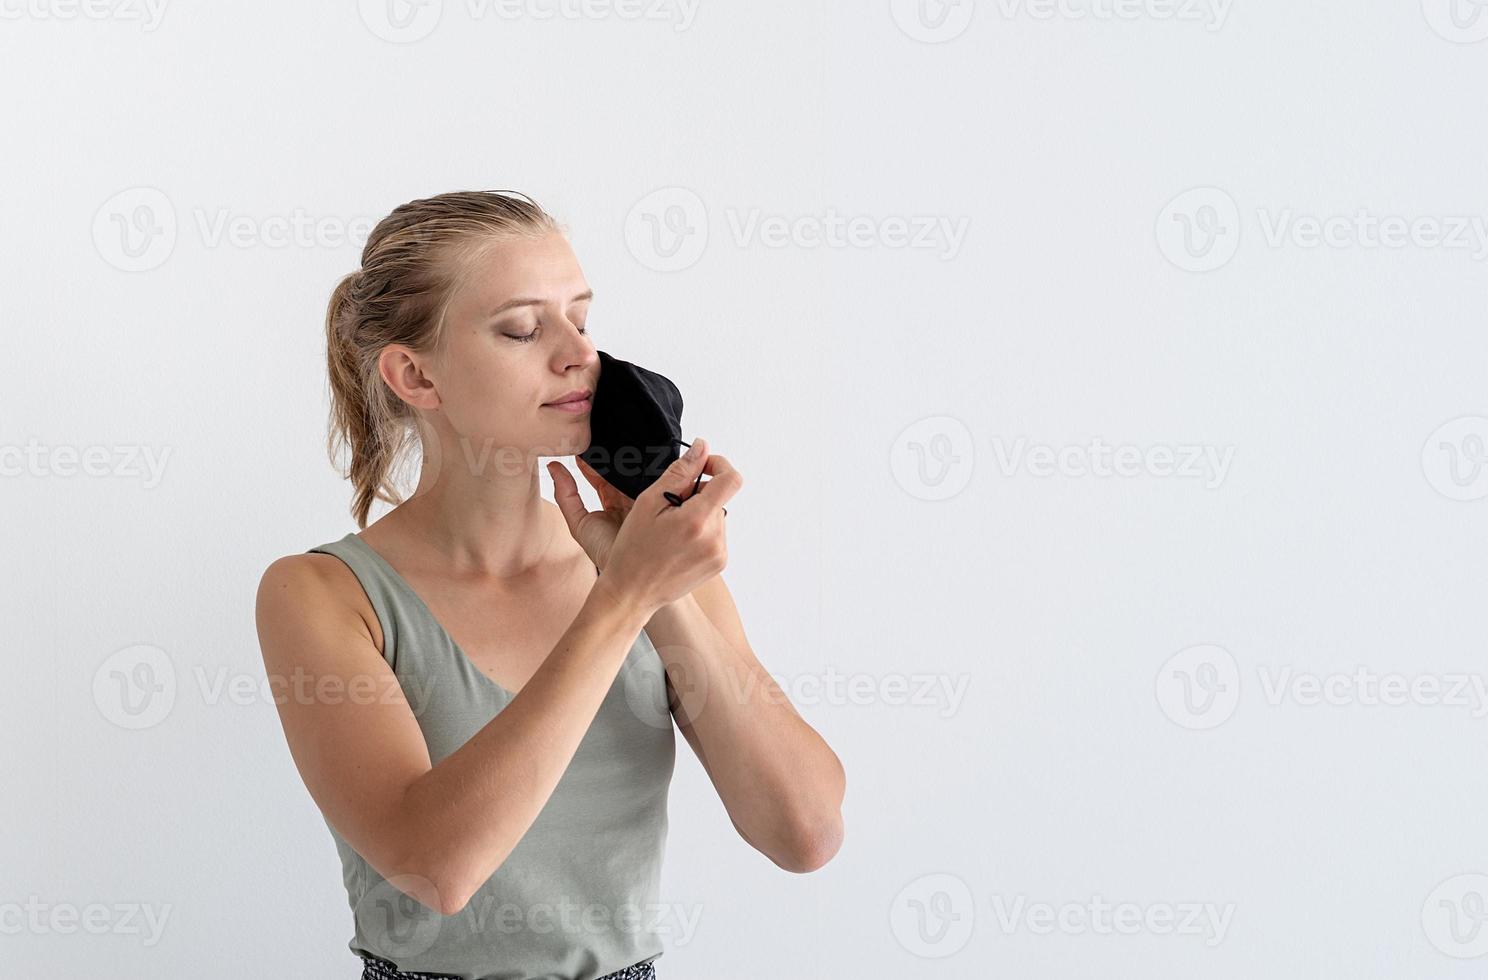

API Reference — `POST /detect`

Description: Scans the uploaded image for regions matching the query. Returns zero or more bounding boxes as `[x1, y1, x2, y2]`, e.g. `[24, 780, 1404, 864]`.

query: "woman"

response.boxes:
[255, 190, 846, 980]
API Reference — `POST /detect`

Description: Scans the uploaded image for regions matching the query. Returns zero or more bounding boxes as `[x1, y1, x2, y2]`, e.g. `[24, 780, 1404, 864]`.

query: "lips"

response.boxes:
[544, 388, 593, 406]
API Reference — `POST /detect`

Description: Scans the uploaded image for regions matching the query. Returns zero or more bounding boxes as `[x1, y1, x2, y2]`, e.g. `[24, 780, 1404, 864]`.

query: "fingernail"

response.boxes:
[685, 440, 702, 460]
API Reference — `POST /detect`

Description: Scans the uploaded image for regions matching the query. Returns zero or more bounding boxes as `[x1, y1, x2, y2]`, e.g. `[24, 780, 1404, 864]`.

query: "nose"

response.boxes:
[553, 321, 597, 374]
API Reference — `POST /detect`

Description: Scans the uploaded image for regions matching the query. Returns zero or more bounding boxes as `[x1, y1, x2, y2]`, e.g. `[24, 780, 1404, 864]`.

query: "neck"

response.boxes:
[372, 442, 567, 582]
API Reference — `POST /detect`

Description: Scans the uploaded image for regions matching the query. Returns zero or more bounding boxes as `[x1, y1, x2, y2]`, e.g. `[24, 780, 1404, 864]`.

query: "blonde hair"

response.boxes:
[324, 189, 563, 528]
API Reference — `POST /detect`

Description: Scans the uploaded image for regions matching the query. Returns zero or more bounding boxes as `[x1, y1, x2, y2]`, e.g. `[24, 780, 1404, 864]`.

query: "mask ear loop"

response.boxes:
[661, 438, 705, 507]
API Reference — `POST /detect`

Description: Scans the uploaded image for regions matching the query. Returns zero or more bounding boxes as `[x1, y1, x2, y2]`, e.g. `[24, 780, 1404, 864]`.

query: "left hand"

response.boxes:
[547, 456, 637, 572]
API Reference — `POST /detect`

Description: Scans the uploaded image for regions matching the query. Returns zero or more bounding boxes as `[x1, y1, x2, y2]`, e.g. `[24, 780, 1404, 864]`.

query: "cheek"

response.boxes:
[436, 346, 533, 430]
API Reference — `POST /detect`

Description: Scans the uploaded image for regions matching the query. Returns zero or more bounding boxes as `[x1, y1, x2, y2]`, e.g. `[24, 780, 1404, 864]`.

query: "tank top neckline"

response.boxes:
[334, 530, 599, 701]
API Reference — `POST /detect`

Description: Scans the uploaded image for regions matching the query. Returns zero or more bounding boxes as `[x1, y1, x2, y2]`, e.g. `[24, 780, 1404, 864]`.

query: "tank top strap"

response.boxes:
[305, 532, 408, 671]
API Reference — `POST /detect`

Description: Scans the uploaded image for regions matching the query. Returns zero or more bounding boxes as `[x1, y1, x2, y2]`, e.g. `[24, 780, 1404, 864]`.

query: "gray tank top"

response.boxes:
[305, 532, 676, 980]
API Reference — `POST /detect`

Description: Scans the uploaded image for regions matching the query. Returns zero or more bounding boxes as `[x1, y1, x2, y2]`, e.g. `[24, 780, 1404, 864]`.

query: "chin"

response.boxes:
[546, 429, 592, 457]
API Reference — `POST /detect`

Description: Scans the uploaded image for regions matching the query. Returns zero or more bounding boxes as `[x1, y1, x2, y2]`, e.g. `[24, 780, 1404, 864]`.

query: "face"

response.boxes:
[386, 230, 600, 468]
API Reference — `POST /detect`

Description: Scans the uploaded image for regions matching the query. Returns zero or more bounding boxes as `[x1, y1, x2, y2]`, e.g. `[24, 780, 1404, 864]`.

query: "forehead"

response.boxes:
[451, 230, 588, 314]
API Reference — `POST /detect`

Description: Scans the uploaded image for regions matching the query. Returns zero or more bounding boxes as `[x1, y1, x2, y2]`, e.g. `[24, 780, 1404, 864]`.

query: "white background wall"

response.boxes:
[6, 0, 1488, 977]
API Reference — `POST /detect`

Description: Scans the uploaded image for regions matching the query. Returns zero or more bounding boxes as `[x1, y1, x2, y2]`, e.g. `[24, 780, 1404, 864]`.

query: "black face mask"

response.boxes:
[579, 350, 701, 503]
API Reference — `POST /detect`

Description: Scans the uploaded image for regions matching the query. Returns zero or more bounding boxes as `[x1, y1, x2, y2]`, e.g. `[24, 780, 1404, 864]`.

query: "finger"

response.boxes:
[688, 453, 738, 495]
[690, 466, 742, 510]
[574, 455, 602, 484]
[695, 453, 734, 479]
[641, 436, 711, 508]
[546, 460, 590, 536]
[568, 455, 616, 502]
[575, 456, 628, 510]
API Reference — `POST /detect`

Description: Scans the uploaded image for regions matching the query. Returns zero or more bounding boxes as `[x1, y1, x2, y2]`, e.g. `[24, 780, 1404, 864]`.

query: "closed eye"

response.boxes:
[506, 325, 588, 344]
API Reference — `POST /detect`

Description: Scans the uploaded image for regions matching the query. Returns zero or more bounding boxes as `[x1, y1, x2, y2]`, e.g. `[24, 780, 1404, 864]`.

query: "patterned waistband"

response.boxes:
[359, 954, 657, 980]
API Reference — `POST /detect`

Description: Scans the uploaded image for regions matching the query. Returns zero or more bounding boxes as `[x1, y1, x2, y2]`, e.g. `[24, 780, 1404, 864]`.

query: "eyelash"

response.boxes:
[508, 325, 587, 344]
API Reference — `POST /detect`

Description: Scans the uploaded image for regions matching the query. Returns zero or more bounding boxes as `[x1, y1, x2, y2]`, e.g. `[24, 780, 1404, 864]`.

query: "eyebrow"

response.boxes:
[489, 289, 593, 317]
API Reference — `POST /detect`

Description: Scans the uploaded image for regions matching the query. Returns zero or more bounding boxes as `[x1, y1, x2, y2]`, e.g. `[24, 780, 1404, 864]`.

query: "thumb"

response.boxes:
[646, 437, 707, 503]
[547, 460, 590, 536]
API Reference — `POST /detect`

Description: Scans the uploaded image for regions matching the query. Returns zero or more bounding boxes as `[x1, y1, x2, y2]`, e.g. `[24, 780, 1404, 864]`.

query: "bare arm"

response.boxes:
[647, 573, 845, 873]
[255, 554, 653, 916]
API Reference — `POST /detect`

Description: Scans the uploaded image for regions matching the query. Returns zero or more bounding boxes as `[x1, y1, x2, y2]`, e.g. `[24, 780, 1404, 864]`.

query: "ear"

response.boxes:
[378, 344, 441, 410]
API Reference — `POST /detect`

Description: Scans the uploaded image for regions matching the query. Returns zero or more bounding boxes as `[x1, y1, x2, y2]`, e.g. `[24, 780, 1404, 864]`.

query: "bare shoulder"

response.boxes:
[255, 551, 384, 662]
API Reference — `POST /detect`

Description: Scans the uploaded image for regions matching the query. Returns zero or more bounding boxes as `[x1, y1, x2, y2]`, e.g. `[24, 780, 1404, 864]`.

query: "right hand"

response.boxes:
[581, 437, 741, 617]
